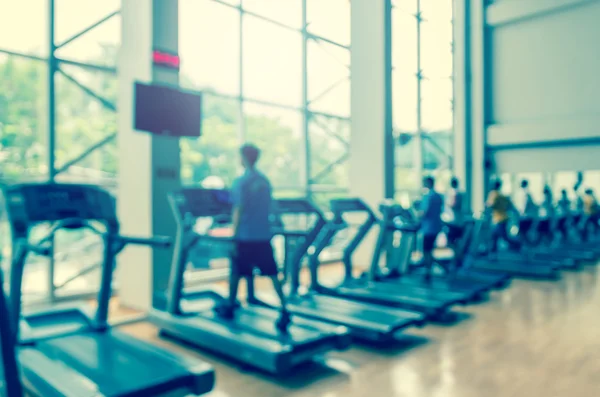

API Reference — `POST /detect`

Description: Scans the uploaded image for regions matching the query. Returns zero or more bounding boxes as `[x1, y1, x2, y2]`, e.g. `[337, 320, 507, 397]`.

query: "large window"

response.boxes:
[0, 1, 120, 304]
[179, 0, 351, 262]
[179, 0, 351, 199]
[0, 1, 49, 57]
[392, 0, 454, 200]
[1, 1, 352, 301]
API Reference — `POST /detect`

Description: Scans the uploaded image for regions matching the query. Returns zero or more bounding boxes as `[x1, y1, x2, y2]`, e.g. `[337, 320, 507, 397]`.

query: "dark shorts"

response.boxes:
[232, 241, 278, 277]
[445, 223, 463, 245]
[422, 233, 438, 252]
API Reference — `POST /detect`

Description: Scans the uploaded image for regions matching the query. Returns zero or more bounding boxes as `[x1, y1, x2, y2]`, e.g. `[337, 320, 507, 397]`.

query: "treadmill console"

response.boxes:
[273, 199, 320, 216]
[169, 188, 232, 219]
[379, 202, 410, 218]
[379, 202, 419, 230]
[2, 183, 117, 236]
[330, 198, 373, 216]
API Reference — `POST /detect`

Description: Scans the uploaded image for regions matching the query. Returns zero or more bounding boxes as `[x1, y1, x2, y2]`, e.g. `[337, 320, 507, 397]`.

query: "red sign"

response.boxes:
[152, 50, 180, 69]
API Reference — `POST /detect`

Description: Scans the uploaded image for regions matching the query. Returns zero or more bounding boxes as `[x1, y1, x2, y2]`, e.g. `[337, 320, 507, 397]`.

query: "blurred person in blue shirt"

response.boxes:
[215, 143, 290, 332]
[419, 175, 444, 280]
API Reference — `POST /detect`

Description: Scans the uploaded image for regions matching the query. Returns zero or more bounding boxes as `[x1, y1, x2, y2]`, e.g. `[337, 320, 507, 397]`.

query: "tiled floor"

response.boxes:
[120, 263, 600, 397]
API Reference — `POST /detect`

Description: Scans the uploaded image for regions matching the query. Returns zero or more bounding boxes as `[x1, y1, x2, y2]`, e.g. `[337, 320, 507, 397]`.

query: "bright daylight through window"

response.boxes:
[0, 0, 454, 302]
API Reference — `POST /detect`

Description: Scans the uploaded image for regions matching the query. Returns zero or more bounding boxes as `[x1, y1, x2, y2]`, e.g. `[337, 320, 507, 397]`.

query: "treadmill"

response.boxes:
[0, 267, 23, 397]
[520, 214, 596, 263]
[149, 188, 351, 375]
[491, 214, 585, 268]
[435, 218, 511, 288]
[561, 212, 600, 257]
[255, 198, 426, 343]
[4, 182, 215, 397]
[300, 199, 466, 320]
[361, 201, 492, 301]
[463, 215, 561, 279]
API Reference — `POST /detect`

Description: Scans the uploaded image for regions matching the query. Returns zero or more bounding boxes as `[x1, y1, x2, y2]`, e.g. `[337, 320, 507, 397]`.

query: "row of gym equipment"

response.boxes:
[0, 181, 598, 396]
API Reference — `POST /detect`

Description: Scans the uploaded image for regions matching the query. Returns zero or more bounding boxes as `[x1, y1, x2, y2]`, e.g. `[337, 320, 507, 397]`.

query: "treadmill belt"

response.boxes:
[33, 330, 213, 396]
[470, 260, 557, 277]
[182, 291, 332, 345]
[200, 308, 325, 344]
[289, 295, 423, 332]
[381, 276, 485, 295]
[336, 286, 446, 309]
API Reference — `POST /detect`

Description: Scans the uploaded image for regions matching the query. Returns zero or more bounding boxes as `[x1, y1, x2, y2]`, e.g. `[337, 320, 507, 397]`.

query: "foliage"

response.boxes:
[0, 48, 349, 193]
[0, 56, 47, 181]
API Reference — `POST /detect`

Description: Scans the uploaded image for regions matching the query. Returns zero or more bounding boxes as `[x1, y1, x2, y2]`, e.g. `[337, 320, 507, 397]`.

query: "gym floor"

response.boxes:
[119, 263, 600, 397]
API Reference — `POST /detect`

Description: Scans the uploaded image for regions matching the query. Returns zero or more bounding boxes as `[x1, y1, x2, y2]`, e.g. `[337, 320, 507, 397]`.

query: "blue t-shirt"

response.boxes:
[231, 169, 273, 242]
[420, 190, 444, 236]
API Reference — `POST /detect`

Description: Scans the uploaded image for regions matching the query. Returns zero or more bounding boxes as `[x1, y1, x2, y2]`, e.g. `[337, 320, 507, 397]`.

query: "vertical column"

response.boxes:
[469, 0, 489, 212]
[117, 0, 180, 310]
[453, 0, 472, 207]
[350, 0, 393, 263]
[47, 0, 57, 303]
[414, 0, 424, 185]
[238, 4, 245, 143]
[301, 0, 311, 197]
[48, 0, 57, 181]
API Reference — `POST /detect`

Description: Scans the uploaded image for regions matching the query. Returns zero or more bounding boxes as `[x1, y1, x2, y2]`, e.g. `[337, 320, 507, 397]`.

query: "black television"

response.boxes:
[134, 82, 202, 137]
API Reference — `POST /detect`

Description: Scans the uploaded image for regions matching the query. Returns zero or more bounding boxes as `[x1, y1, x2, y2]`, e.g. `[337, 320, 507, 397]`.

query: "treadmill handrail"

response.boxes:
[339, 200, 377, 280]
[118, 235, 172, 249]
[369, 200, 422, 280]
[307, 222, 343, 289]
[272, 198, 326, 295]
[273, 198, 321, 215]
[330, 198, 375, 218]
[0, 267, 23, 397]
[9, 223, 172, 341]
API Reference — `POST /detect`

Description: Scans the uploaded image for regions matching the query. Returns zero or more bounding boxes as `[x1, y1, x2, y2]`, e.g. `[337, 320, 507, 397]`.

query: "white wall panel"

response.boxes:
[490, 0, 600, 125]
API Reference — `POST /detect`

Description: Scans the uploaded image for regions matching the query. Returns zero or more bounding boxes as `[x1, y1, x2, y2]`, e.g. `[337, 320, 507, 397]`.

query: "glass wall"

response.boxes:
[1, 0, 352, 300]
[392, 0, 454, 203]
[178, 0, 350, 202]
[178, 0, 351, 263]
[0, 1, 120, 303]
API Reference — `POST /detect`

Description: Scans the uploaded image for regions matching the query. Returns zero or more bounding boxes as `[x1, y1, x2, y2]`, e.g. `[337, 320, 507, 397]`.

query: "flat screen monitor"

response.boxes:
[134, 82, 202, 137]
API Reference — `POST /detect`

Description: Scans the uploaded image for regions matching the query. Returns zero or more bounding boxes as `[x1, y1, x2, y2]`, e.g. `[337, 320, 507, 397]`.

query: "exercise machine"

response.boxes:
[0, 267, 22, 397]
[255, 198, 425, 343]
[461, 213, 561, 279]
[149, 188, 350, 375]
[497, 213, 589, 267]
[369, 201, 492, 301]
[435, 218, 511, 289]
[4, 182, 215, 396]
[306, 198, 467, 320]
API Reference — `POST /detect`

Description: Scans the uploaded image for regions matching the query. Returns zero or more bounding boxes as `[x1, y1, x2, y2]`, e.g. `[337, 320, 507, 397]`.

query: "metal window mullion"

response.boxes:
[307, 75, 350, 106]
[56, 10, 120, 49]
[55, 132, 117, 175]
[238, 4, 245, 144]
[242, 96, 301, 112]
[385, 0, 395, 198]
[414, 0, 424, 182]
[311, 116, 349, 148]
[310, 152, 350, 184]
[450, 2, 455, 170]
[0, 49, 47, 62]
[307, 33, 350, 51]
[47, 0, 57, 304]
[308, 110, 350, 122]
[57, 67, 116, 111]
[302, 0, 311, 198]
[55, 58, 117, 74]
[238, 1, 300, 33]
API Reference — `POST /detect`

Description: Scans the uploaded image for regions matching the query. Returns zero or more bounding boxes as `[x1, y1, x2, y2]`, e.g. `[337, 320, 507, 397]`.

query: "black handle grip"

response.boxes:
[118, 235, 172, 248]
[26, 244, 51, 257]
